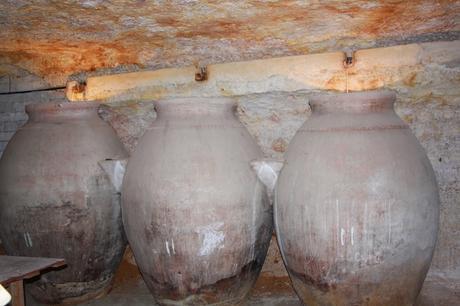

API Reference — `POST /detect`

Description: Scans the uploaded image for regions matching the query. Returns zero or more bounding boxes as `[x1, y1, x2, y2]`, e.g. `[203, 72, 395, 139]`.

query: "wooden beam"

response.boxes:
[66, 40, 460, 102]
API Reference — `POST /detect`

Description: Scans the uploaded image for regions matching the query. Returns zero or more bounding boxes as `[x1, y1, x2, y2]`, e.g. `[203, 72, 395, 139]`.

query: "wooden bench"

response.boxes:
[0, 256, 65, 306]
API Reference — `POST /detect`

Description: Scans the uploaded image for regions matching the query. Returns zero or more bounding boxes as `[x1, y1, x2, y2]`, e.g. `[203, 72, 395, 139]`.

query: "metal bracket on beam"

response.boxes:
[343, 50, 355, 68]
[195, 64, 208, 82]
[65, 81, 87, 101]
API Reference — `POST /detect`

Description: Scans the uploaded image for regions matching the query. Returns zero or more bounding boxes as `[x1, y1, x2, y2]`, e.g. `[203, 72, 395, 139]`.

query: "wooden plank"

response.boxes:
[0, 256, 65, 286]
[9, 280, 24, 306]
[65, 40, 460, 102]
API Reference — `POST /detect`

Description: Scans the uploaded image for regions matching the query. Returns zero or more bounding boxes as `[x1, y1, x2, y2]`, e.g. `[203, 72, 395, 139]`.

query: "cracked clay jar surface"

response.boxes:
[0, 102, 128, 304]
[121, 97, 272, 305]
[275, 90, 439, 306]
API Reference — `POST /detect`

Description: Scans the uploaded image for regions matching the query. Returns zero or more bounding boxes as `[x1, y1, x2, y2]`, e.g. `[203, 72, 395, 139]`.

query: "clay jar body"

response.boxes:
[276, 91, 439, 306]
[0, 102, 128, 304]
[122, 97, 272, 305]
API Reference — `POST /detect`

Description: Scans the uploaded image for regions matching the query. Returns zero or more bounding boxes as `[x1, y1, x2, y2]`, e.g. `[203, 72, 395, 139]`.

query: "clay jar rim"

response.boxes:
[309, 90, 396, 114]
[153, 96, 237, 117]
[25, 101, 102, 121]
[25, 101, 100, 115]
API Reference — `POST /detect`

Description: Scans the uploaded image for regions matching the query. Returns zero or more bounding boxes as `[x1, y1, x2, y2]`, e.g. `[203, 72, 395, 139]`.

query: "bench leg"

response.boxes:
[9, 280, 24, 306]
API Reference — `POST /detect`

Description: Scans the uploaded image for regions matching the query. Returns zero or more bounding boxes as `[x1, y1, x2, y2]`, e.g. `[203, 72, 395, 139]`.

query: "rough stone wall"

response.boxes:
[0, 65, 66, 157]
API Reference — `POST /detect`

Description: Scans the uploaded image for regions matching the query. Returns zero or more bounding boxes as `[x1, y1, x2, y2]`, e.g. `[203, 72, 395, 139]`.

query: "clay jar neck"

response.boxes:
[26, 102, 101, 122]
[304, 90, 405, 132]
[154, 97, 237, 121]
[309, 90, 396, 115]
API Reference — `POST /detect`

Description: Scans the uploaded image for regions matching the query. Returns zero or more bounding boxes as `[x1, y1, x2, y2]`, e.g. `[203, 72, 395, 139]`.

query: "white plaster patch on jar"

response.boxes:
[367, 169, 388, 196]
[197, 222, 225, 256]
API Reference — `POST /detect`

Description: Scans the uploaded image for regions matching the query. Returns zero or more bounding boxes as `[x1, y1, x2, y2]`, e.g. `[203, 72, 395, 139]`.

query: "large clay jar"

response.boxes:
[276, 91, 439, 306]
[0, 102, 128, 304]
[122, 97, 273, 305]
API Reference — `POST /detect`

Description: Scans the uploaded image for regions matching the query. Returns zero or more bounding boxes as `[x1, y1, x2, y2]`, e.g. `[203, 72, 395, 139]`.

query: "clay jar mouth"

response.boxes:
[153, 97, 237, 118]
[309, 90, 396, 114]
[26, 102, 101, 121]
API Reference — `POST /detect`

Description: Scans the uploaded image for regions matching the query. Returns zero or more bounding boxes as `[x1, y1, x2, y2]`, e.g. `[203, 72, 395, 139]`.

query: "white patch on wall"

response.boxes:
[98, 159, 127, 193]
[197, 222, 225, 256]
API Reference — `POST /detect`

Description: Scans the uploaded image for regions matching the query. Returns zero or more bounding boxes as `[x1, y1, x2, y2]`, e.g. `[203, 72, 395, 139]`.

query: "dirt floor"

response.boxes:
[1, 243, 459, 305]
[21, 256, 459, 306]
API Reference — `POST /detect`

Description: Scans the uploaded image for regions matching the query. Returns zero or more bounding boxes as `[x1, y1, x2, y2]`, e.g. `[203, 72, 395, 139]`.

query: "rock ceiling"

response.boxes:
[0, 0, 459, 85]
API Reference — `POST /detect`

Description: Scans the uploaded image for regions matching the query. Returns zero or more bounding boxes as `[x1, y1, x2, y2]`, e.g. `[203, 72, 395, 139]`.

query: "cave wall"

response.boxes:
[0, 65, 65, 157]
[0, 0, 459, 294]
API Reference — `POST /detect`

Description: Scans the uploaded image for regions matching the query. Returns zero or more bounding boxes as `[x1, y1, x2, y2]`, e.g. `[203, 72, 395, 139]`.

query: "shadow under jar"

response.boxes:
[0, 102, 128, 304]
[275, 90, 439, 306]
